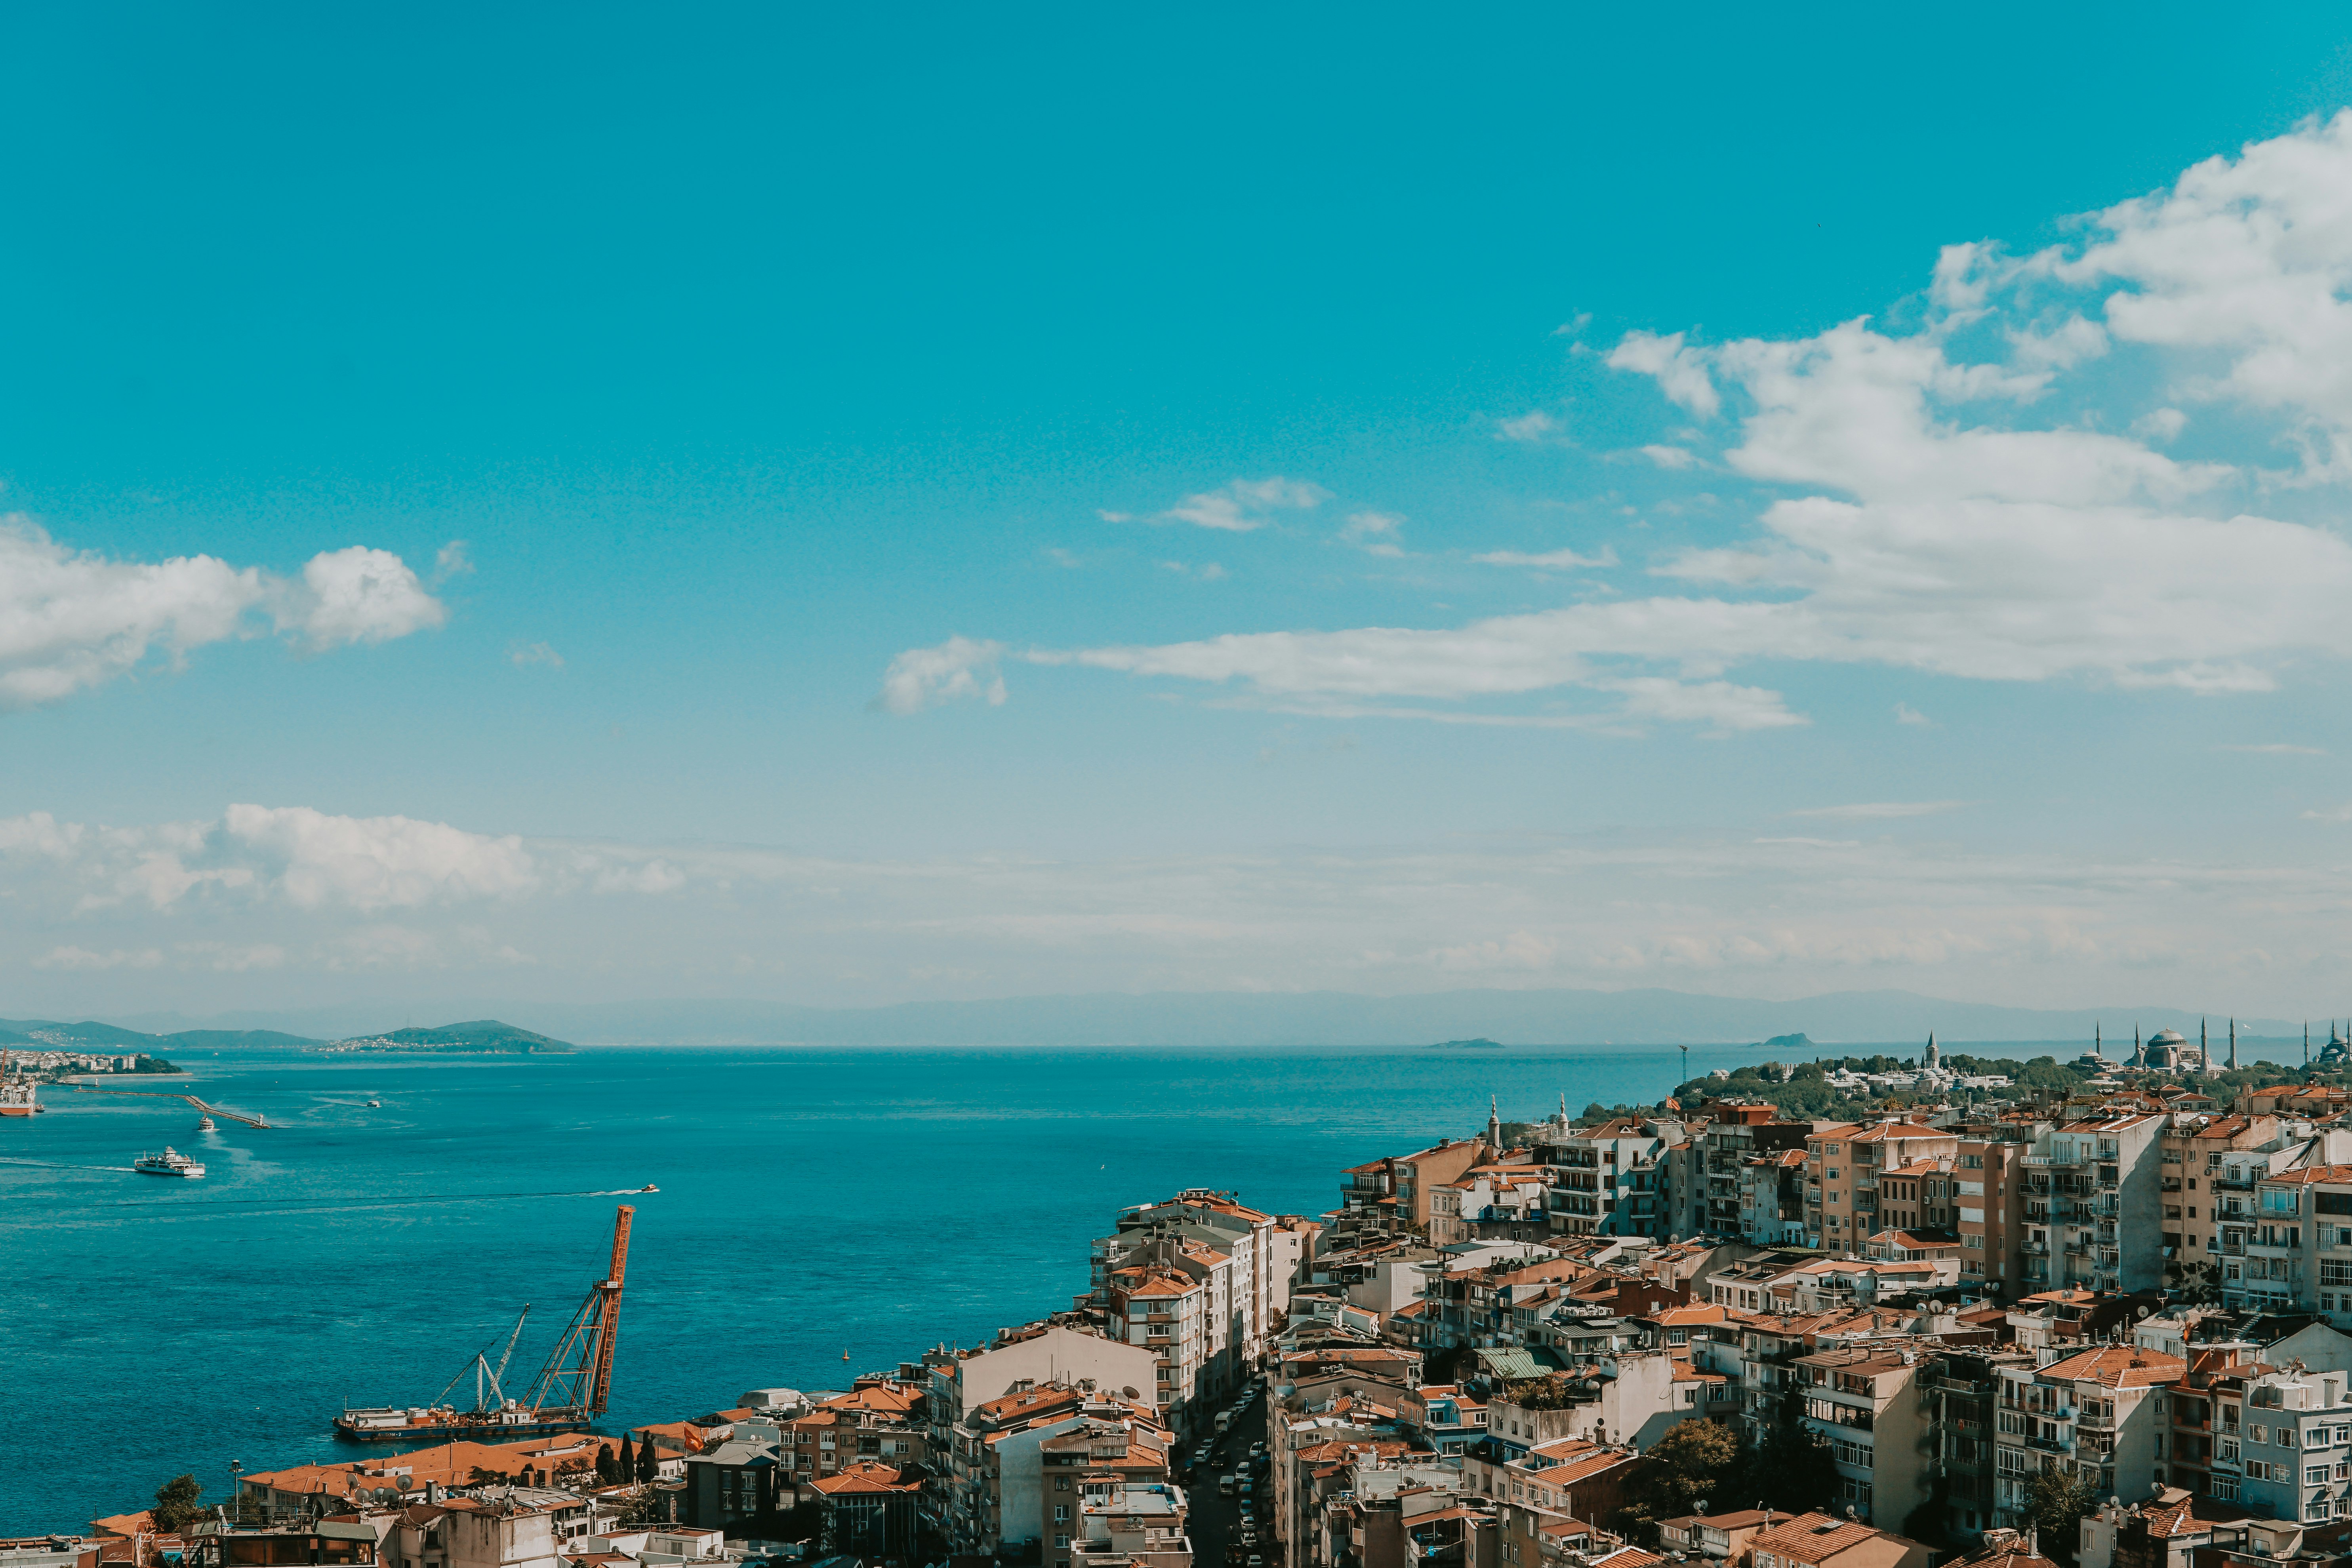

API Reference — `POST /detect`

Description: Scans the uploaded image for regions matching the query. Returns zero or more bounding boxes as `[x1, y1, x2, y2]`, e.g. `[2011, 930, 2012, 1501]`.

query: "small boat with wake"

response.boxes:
[134, 1147, 206, 1179]
[196, 1115, 215, 1132]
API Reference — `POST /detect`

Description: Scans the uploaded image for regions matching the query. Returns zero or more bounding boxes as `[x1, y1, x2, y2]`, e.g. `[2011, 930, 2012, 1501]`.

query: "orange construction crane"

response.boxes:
[523, 1204, 636, 1418]
[587, 1204, 632, 1412]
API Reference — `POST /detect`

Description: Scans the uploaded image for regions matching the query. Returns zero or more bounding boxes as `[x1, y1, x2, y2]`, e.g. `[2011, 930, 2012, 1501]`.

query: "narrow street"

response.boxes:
[1182, 1389, 1271, 1568]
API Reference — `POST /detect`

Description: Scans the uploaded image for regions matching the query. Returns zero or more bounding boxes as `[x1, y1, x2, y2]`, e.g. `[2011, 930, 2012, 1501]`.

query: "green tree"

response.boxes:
[1610, 1418, 1740, 1543]
[1719, 1389, 1840, 1517]
[636, 1438, 658, 1484]
[2024, 1467, 2095, 1566]
[151, 1474, 204, 1533]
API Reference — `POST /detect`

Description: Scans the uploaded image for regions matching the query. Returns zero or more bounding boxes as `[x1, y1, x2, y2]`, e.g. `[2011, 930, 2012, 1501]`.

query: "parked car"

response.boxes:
[1219, 1475, 1237, 1496]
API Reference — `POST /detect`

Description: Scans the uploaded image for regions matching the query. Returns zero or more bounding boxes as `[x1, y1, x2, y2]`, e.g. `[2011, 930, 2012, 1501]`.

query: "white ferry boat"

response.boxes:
[133, 1147, 206, 1178]
[195, 1115, 215, 1132]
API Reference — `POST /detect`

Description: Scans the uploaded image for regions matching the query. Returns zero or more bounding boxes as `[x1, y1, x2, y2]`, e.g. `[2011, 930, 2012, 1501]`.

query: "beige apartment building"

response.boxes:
[1793, 1343, 1933, 1527]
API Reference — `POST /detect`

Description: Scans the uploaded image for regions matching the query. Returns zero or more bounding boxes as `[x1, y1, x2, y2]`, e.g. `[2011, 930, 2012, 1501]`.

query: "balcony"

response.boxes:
[2027, 1435, 2071, 1454]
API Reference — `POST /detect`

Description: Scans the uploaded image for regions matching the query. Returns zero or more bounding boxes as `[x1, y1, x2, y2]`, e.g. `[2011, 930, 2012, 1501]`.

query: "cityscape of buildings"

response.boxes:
[32, 1038, 2352, 1568]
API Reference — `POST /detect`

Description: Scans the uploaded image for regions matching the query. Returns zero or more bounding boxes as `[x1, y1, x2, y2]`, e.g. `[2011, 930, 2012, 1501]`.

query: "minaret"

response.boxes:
[1558, 1092, 1568, 1128]
[1487, 1096, 1502, 1150]
[1925, 1032, 1939, 1071]
[2095, 1022, 2102, 1059]
[2230, 1018, 2238, 1071]
[2134, 1023, 2143, 1067]
[2201, 1017, 2209, 1069]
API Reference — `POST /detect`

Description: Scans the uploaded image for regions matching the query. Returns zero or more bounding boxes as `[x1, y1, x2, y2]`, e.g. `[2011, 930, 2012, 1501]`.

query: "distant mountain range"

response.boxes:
[83, 987, 2322, 1051]
[0, 1016, 572, 1055]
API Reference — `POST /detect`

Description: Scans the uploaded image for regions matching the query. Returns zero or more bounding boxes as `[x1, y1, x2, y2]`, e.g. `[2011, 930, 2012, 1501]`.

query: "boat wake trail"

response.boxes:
[102, 1185, 659, 1212]
[0, 1157, 137, 1173]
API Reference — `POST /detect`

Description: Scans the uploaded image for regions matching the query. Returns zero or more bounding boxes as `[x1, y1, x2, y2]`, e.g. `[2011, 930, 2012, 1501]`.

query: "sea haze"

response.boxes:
[4, 1038, 1778, 1531]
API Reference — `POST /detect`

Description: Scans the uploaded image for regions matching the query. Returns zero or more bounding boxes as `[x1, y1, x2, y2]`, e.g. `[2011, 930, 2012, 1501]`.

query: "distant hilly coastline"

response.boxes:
[90, 985, 2310, 1051]
[0, 1015, 572, 1056]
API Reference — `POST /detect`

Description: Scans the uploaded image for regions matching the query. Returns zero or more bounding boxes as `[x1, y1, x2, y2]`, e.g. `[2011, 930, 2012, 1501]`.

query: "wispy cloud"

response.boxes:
[1497, 411, 1559, 442]
[1894, 703, 1932, 726]
[1161, 477, 1328, 532]
[1338, 511, 1406, 557]
[2221, 743, 2325, 756]
[508, 641, 564, 669]
[1788, 800, 1971, 820]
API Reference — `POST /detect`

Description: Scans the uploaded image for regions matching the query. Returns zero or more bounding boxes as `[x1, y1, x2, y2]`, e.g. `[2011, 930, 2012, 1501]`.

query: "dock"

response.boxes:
[68, 1085, 273, 1127]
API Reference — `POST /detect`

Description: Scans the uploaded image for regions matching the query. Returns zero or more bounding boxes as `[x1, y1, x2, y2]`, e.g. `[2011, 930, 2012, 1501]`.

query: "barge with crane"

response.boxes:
[333, 1204, 633, 1442]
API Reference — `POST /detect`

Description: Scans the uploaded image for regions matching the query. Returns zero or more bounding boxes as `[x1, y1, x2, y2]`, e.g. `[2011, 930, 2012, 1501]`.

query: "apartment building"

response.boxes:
[1464, 1436, 1639, 1524]
[1091, 1189, 1299, 1411]
[946, 1384, 1169, 1556]
[2222, 1165, 2352, 1318]
[1697, 1103, 1812, 1240]
[2231, 1365, 2352, 1523]
[927, 1323, 1163, 1524]
[1742, 1150, 1809, 1245]
[1065, 1482, 1192, 1568]
[1956, 1139, 2029, 1293]
[1105, 1255, 1223, 1427]
[2024, 1112, 2166, 1294]
[1992, 1345, 2185, 1529]
[1043, 1437, 1180, 1568]
[1338, 1141, 1494, 1236]
[1537, 1120, 1672, 1239]
[1793, 1344, 1933, 1526]
[1921, 1348, 2038, 1540]
[1874, 1157, 1954, 1236]
[1745, 1514, 1939, 1568]
[2163, 1115, 2281, 1270]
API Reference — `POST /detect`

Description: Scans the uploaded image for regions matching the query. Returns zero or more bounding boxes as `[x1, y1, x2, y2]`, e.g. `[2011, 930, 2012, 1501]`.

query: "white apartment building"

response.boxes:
[1991, 1345, 2183, 1529]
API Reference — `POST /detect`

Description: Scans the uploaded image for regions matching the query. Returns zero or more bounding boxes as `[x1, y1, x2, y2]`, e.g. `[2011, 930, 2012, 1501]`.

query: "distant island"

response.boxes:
[1426, 1037, 1506, 1050]
[311, 1021, 576, 1056]
[0, 1014, 572, 1060]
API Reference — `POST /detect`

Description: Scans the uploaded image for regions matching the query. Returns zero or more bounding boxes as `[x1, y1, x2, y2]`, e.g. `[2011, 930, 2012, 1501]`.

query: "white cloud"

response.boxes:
[284, 546, 447, 650]
[2303, 803, 2352, 823]
[1596, 677, 1806, 733]
[1163, 477, 1329, 531]
[433, 540, 473, 582]
[509, 641, 564, 669]
[877, 636, 1007, 714]
[1471, 546, 1618, 570]
[1497, 411, 1558, 442]
[1788, 800, 1970, 819]
[1639, 445, 1697, 469]
[2134, 408, 2189, 442]
[1894, 702, 1931, 726]
[0, 521, 446, 711]
[2054, 111, 2352, 478]
[2219, 743, 2325, 755]
[887, 117, 2352, 733]
[1605, 330, 1719, 417]
[222, 805, 537, 912]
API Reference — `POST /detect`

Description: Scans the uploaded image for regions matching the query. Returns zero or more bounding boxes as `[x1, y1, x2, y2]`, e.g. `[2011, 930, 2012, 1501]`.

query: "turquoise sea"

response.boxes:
[0, 1041, 1761, 1532]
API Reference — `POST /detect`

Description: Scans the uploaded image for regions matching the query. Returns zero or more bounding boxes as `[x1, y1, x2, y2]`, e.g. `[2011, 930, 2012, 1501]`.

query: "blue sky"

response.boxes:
[10, 6, 2352, 1015]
